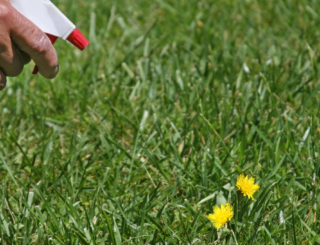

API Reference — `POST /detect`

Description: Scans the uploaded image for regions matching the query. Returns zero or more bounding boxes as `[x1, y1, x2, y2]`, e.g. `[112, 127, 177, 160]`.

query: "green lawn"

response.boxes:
[0, 0, 320, 244]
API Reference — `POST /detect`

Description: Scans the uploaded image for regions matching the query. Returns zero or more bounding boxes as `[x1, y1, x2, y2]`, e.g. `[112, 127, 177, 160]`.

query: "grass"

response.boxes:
[0, 0, 320, 244]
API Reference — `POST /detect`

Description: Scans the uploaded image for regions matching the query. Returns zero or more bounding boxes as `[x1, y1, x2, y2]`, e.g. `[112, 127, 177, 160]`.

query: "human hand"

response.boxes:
[0, 0, 59, 90]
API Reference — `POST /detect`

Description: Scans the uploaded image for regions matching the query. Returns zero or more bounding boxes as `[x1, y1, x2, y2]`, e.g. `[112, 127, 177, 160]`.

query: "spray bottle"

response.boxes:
[9, 0, 89, 74]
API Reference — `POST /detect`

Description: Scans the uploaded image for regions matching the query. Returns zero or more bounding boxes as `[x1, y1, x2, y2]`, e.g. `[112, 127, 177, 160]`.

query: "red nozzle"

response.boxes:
[67, 28, 89, 50]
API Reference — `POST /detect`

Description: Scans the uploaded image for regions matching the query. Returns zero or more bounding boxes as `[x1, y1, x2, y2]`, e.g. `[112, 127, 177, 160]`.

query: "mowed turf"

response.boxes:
[0, 0, 320, 244]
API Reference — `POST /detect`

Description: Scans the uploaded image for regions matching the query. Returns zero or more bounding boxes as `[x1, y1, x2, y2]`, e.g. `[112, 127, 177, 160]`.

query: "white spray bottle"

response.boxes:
[9, 0, 89, 74]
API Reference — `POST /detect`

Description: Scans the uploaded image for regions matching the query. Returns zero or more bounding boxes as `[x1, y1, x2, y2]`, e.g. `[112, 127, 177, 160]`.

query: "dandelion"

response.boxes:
[236, 174, 260, 200]
[206, 202, 233, 230]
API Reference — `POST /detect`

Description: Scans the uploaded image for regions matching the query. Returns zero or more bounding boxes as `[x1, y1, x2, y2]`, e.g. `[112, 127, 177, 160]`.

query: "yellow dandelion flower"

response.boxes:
[236, 174, 260, 200]
[206, 202, 233, 230]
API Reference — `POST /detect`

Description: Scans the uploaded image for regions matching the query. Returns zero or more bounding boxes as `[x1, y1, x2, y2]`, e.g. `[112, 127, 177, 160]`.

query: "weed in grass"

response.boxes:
[206, 201, 233, 230]
[236, 174, 260, 200]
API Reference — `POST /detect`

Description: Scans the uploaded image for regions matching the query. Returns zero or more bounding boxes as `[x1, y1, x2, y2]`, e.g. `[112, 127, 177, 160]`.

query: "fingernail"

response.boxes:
[0, 83, 5, 90]
[0, 71, 6, 90]
[49, 65, 59, 79]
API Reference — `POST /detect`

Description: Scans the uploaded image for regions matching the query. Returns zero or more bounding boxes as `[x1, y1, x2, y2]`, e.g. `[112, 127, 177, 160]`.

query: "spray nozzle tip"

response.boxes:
[67, 28, 89, 50]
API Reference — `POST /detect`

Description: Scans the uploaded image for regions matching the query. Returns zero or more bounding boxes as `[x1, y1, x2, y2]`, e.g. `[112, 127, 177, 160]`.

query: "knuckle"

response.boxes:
[0, 4, 11, 21]
[31, 34, 51, 56]
[0, 36, 11, 54]
[0, 43, 7, 53]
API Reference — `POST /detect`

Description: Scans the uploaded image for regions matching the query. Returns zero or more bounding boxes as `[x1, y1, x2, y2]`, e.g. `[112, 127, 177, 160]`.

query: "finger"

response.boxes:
[17, 48, 31, 65]
[8, 8, 58, 78]
[0, 40, 24, 76]
[0, 69, 7, 90]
